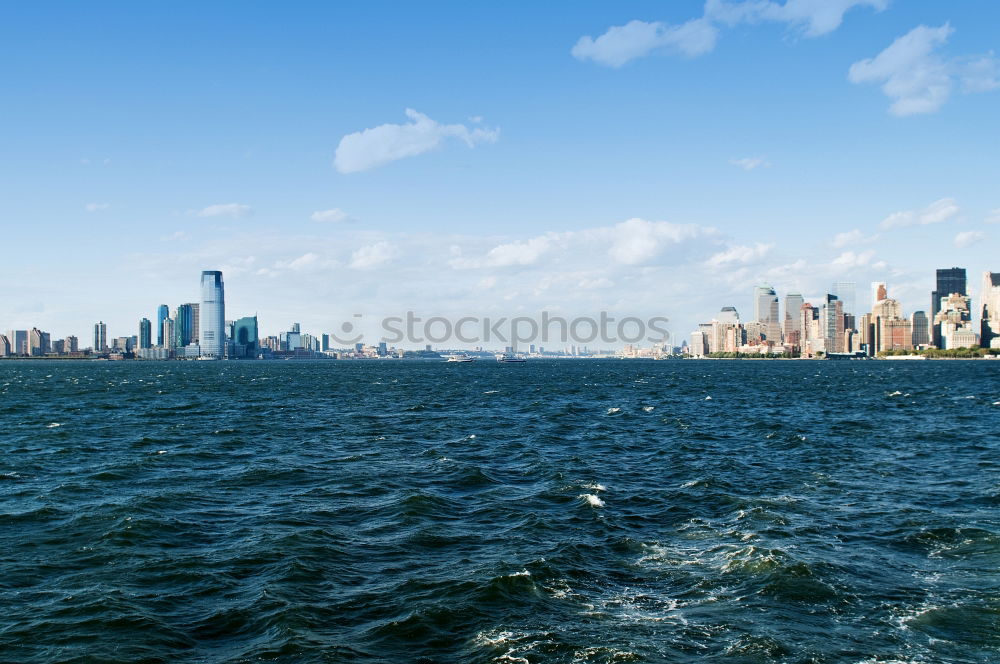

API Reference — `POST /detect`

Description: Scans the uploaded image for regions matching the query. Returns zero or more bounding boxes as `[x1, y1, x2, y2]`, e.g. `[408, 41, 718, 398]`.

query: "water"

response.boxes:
[1, 360, 998, 663]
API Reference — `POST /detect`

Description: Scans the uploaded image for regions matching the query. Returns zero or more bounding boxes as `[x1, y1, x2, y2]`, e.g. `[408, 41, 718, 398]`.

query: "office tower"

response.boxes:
[162, 318, 175, 350]
[931, 267, 967, 347]
[157, 304, 169, 346]
[910, 311, 930, 347]
[821, 295, 845, 353]
[689, 330, 708, 357]
[139, 318, 152, 349]
[753, 285, 781, 342]
[175, 303, 197, 348]
[830, 282, 856, 316]
[232, 316, 259, 358]
[6, 330, 27, 355]
[783, 293, 803, 342]
[199, 270, 225, 359]
[28, 328, 45, 356]
[321, 334, 331, 352]
[980, 271, 1000, 349]
[65, 336, 78, 353]
[858, 313, 875, 355]
[0, 334, 9, 356]
[190, 303, 200, 346]
[94, 321, 108, 352]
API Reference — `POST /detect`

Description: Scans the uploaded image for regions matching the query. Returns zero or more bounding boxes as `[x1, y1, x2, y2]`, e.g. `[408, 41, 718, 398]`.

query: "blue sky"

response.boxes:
[1, 1, 998, 345]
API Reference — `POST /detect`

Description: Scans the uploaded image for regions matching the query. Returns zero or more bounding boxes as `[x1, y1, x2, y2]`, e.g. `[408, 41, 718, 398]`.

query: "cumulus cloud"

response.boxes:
[849, 24, 999, 115]
[705, 242, 773, 267]
[573, 0, 884, 66]
[953, 230, 985, 248]
[311, 208, 354, 223]
[334, 109, 499, 174]
[350, 242, 398, 269]
[85, 202, 110, 212]
[571, 18, 718, 67]
[729, 156, 770, 171]
[197, 203, 253, 219]
[832, 229, 879, 248]
[880, 198, 959, 229]
[831, 250, 876, 268]
[603, 218, 710, 265]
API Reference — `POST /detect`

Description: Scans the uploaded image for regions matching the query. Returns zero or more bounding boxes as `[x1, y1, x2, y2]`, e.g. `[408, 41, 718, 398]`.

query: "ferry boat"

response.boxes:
[446, 353, 476, 363]
[495, 351, 527, 363]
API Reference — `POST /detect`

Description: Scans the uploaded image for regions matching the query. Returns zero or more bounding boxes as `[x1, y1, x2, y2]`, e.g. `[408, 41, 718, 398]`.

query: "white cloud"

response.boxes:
[350, 242, 398, 269]
[985, 208, 1000, 224]
[85, 203, 110, 212]
[849, 24, 999, 116]
[603, 218, 710, 265]
[729, 156, 770, 171]
[832, 229, 879, 248]
[334, 109, 499, 174]
[574, 0, 883, 66]
[706, 0, 888, 37]
[954, 230, 985, 248]
[705, 242, 773, 267]
[831, 250, 876, 268]
[483, 236, 553, 267]
[880, 198, 959, 229]
[197, 203, 253, 219]
[571, 18, 718, 67]
[311, 208, 354, 223]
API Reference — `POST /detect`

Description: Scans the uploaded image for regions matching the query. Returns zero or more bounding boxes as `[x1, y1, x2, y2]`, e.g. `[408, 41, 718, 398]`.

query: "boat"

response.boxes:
[446, 353, 476, 362]
[495, 351, 527, 363]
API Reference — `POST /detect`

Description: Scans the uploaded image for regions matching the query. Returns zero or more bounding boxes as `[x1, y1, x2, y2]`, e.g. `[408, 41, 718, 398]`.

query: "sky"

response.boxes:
[1, 1, 998, 346]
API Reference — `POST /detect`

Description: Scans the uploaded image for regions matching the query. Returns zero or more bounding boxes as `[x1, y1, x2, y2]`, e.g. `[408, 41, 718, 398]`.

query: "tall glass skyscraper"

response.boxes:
[931, 267, 966, 347]
[199, 271, 225, 359]
[156, 304, 169, 346]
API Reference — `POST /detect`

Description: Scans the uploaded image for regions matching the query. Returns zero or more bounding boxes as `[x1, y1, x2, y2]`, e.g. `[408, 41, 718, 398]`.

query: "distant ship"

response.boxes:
[446, 353, 476, 363]
[495, 352, 527, 363]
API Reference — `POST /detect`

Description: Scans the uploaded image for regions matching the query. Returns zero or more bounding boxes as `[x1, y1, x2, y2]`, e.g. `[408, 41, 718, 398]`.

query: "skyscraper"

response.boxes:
[156, 304, 169, 346]
[830, 282, 856, 316]
[753, 284, 781, 342]
[5, 330, 27, 356]
[821, 294, 844, 353]
[870, 282, 887, 309]
[980, 271, 1000, 349]
[910, 311, 930, 347]
[94, 321, 107, 352]
[783, 293, 804, 341]
[931, 267, 967, 347]
[162, 318, 175, 351]
[232, 315, 259, 359]
[174, 303, 198, 348]
[139, 318, 152, 349]
[199, 270, 225, 359]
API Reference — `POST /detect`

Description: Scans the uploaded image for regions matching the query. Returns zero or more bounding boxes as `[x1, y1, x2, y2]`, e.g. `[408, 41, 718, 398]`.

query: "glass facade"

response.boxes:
[199, 271, 225, 359]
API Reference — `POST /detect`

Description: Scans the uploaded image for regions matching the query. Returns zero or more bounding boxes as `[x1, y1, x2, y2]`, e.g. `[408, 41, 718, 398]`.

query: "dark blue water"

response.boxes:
[1, 360, 998, 663]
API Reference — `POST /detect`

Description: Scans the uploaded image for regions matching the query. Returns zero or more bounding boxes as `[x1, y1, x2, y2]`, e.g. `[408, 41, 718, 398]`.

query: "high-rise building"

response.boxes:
[783, 293, 803, 342]
[0, 334, 9, 356]
[6, 330, 27, 355]
[934, 292, 977, 349]
[199, 271, 225, 359]
[65, 336, 78, 353]
[830, 282, 856, 316]
[872, 294, 911, 352]
[870, 282, 887, 309]
[162, 318, 175, 351]
[156, 304, 169, 346]
[232, 316, 259, 359]
[753, 285, 781, 342]
[980, 271, 1000, 349]
[175, 303, 198, 348]
[931, 267, 967, 347]
[910, 311, 930, 347]
[94, 321, 108, 352]
[139, 318, 152, 349]
[821, 294, 845, 353]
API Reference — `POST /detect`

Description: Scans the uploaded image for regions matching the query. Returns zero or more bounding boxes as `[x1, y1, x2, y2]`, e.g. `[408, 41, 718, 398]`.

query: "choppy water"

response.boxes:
[1, 360, 998, 663]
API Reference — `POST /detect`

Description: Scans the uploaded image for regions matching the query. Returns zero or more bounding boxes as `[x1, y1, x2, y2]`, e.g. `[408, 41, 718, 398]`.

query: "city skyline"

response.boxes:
[2, 2, 999, 340]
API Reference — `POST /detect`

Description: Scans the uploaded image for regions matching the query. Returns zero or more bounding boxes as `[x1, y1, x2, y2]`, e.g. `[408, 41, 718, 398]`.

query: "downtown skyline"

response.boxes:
[2, 2, 999, 340]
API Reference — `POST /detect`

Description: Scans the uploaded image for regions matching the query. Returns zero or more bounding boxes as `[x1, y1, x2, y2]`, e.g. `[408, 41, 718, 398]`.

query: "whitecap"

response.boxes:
[606, 407, 621, 414]
[642, 406, 655, 412]
[580, 483, 606, 492]
[156, 450, 167, 454]
[888, 390, 903, 396]
[45, 423, 62, 428]
[704, 395, 712, 400]
[580, 493, 605, 507]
